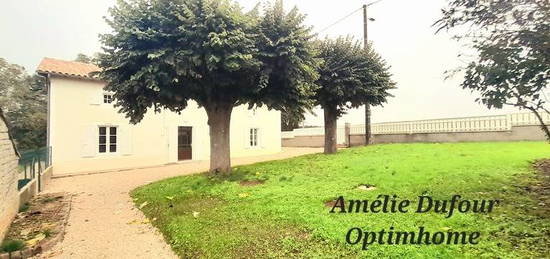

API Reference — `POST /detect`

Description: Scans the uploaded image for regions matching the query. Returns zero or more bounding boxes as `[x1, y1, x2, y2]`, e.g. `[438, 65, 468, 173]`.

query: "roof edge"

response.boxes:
[37, 70, 103, 82]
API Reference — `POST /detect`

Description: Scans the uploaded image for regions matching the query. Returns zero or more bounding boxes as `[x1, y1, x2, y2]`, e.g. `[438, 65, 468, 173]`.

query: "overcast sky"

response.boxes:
[0, 0, 519, 126]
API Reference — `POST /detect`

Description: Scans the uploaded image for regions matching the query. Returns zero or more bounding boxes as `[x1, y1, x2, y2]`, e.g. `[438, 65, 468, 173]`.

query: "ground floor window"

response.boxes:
[250, 128, 259, 147]
[99, 126, 117, 153]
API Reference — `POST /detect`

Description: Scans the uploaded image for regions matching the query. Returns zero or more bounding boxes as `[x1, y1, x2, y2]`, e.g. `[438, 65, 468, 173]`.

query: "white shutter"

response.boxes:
[244, 128, 250, 149]
[260, 128, 266, 149]
[165, 126, 170, 155]
[120, 126, 133, 155]
[89, 92, 102, 105]
[81, 125, 96, 157]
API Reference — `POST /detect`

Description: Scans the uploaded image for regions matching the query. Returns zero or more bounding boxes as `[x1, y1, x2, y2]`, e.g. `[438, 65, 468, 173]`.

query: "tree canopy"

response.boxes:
[315, 37, 394, 116]
[248, 1, 319, 113]
[98, 0, 317, 121]
[435, 0, 550, 139]
[0, 58, 47, 150]
[314, 37, 395, 153]
[97, 0, 318, 173]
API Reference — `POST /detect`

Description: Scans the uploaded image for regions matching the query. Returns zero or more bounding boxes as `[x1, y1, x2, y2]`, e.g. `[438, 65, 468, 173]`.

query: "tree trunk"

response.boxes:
[205, 103, 233, 174]
[365, 104, 371, 145]
[527, 107, 550, 142]
[324, 106, 338, 154]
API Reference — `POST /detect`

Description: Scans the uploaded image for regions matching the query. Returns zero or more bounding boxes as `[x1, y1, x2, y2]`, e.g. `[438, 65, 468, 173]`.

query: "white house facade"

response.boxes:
[37, 58, 282, 175]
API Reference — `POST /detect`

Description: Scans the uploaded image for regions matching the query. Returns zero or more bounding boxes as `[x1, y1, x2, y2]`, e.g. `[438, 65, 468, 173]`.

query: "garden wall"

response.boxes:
[283, 112, 549, 148]
[281, 135, 325, 147]
[349, 125, 545, 146]
[283, 125, 545, 147]
[0, 110, 20, 240]
[18, 166, 53, 208]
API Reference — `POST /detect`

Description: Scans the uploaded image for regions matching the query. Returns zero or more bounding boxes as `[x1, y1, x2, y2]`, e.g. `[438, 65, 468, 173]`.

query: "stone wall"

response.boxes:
[283, 125, 547, 148]
[282, 135, 325, 148]
[0, 110, 20, 240]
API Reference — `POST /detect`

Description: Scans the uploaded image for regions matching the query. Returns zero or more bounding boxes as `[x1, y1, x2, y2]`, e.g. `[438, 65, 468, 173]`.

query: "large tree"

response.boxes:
[314, 37, 394, 154]
[435, 0, 550, 139]
[0, 58, 47, 150]
[97, 0, 317, 174]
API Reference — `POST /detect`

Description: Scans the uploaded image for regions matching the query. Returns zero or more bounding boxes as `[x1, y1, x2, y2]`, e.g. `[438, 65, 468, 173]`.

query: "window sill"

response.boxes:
[96, 152, 120, 157]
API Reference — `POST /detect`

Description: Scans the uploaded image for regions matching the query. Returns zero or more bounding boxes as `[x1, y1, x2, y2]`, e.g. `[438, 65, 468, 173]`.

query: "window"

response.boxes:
[249, 128, 259, 147]
[103, 94, 113, 104]
[249, 108, 257, 117]
[99, 126, 117, 153]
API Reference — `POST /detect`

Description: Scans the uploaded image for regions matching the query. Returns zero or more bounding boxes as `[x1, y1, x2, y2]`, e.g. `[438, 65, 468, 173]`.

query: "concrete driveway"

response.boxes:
[42, 147, 322, 258]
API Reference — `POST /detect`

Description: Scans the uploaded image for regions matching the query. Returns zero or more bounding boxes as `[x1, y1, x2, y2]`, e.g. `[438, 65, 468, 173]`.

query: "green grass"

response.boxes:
[132, 142, 550, 258]
[0, 239, 25, 253]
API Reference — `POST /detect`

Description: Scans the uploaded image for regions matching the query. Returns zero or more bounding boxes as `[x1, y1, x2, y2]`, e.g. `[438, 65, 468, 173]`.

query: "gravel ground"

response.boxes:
[40, 148, 322, 259]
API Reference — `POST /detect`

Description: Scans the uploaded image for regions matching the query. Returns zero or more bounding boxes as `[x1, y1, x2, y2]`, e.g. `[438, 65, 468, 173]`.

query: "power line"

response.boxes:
[316, 7, 363, 34]
[366, 0, 384, 7]
[315, 0, 386, 35]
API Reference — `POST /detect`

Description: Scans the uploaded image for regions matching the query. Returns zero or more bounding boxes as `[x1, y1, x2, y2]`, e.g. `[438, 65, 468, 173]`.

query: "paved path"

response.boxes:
[41, 148, 322, 259]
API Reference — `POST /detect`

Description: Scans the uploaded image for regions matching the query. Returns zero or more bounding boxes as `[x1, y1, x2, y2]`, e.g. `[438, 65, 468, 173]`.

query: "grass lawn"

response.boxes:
[132, 142, 550, 258]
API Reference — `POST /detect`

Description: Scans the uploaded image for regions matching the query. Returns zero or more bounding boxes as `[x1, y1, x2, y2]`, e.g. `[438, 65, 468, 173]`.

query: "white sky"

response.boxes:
[0, 0, 519, 126]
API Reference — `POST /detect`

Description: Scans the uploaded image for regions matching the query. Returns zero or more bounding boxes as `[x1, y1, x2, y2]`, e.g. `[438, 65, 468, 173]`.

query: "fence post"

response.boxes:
[344, 123, 351, 147]
[48, 146, 52, 167]
[31, 158, 35, 179]
[38, 158, 42, 192]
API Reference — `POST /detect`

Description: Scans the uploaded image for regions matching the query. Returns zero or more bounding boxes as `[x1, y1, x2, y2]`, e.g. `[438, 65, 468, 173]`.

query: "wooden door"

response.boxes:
[178, 127, 192, 161]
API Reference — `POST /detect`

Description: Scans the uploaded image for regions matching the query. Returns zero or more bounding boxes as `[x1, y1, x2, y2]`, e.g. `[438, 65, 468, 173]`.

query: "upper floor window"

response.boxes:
[103, 94, 113, 104]
[99, 126, 117, 153]
[248, 108, 257, 117]
[249, 128, 259, 147]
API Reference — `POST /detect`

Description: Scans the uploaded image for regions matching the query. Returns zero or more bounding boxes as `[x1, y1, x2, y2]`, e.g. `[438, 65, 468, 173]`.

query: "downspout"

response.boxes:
[37, 72, 51, 164]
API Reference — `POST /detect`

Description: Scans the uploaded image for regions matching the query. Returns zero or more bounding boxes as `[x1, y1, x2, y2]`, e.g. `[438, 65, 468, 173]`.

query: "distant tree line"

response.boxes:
[0, 58, 47, 151]
[75, 53, 99, 65]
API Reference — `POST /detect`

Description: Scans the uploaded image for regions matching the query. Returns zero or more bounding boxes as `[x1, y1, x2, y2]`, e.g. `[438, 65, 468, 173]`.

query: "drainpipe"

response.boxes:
[37, 72, 52, 165]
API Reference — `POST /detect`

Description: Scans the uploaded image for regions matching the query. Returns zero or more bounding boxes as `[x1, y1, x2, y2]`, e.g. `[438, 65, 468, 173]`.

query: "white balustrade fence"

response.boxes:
[509, 112, 550, 126]
[352, 115, 511, 135]
[282, 112, 550, 138]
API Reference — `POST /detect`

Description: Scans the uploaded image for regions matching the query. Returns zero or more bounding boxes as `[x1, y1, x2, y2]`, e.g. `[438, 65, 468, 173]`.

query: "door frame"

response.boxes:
[177, 126, 193, 161]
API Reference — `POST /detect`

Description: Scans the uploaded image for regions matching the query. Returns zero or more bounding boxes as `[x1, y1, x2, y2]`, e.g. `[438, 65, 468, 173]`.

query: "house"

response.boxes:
[0, 108, 20, 240]
[37, 58, 281, 175]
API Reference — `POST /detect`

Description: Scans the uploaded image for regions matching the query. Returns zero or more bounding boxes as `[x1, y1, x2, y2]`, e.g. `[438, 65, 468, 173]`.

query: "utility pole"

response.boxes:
[363, 4, 372, 145]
